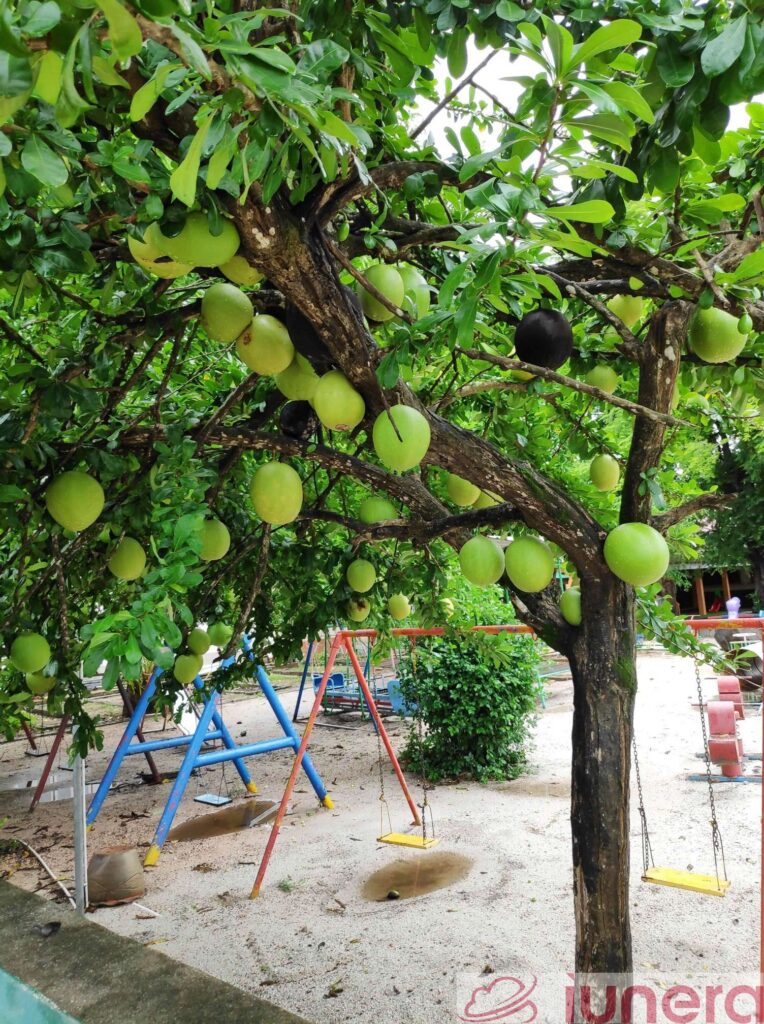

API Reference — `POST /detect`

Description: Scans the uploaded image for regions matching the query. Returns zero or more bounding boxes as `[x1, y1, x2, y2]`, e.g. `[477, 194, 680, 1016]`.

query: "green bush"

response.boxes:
[398, 630, 542, 783]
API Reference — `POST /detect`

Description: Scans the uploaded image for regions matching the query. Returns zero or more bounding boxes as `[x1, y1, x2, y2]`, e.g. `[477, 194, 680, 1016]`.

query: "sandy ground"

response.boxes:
[0, 652, 760, 1024]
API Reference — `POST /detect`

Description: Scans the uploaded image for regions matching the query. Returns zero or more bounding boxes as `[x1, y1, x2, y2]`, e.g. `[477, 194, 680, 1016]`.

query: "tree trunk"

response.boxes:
[751, 549, 764, 611]
[569, 576, 637, 975]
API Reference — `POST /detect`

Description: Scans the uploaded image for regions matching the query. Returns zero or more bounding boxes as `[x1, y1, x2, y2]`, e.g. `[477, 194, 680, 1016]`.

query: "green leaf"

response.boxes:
[249, 45, 296, 74]
[730, 248, 764, 283]
[55, 28, 91, 126]
[446, 29, 468, 79]
[600, 81, 654, 124]
[129, 62, 176, 121]
[23, 2, 62, 37]
[545, 200, 615, 224]
[32, 50, 63, 105]
[0, 52, 32, 97]
[701, 17, 748, 78]
[517, 22, 542, 48]
[692, 125, 721, 165]
[99, 0, 142, 60]
[21, 134, 68, 187]
[319, 110, 359, 146]
[542, 16, 573, 77]
[170, 113, 213, 206]
[655, 41, 695, 87]
[687, 193, 745, 223]
[567, 113, 634, 151]
[91, 55, 129, 88]
[0, 9, 29, 58]
[169, 23, 211, 80]
[206, 135, 236, 189]
[566, 20, 642, 71]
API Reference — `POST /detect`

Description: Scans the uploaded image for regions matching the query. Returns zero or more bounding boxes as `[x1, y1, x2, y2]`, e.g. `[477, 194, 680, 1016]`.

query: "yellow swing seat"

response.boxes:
[642, 866, 730, 897]
[377, 832, 439, 850]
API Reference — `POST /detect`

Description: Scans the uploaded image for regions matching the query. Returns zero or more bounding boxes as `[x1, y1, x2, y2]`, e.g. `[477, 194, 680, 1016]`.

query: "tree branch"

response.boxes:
[651, 492, 737, 531]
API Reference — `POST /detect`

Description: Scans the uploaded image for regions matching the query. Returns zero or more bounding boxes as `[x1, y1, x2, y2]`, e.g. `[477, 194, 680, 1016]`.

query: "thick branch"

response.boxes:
[651, 492, 737, 531]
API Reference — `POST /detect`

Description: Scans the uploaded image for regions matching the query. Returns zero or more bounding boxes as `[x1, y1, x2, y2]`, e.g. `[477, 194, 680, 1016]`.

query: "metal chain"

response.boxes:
[411, 641, 434, 843]
[693, 658, 727, 884]
[631, 737, 653, 874]
[376, 711, 392, 835]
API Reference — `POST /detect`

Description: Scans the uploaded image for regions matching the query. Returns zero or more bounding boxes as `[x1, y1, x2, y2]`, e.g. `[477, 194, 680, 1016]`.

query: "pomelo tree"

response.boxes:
[1, 0, 762, 978]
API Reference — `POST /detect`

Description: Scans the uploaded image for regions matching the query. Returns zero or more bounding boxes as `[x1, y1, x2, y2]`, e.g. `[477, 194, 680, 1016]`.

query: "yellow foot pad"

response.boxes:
[322, 795, 334, 809]
[377, 832, 439, 850]
[143, 844, 161, 868]
[642, 866, 730, 896]
[245, 781, 258, 794]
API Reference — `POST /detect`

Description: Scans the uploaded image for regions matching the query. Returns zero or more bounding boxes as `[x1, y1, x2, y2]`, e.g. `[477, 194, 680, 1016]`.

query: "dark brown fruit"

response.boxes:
[514, 310, 573, 370]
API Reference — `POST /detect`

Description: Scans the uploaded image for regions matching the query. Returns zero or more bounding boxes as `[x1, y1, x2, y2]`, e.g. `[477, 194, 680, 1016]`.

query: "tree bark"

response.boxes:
[569, 576, 636, 976]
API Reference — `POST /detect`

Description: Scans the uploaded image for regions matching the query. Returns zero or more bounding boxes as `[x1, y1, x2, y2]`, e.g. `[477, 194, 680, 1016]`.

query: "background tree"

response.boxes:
[0, 0, 762, 982]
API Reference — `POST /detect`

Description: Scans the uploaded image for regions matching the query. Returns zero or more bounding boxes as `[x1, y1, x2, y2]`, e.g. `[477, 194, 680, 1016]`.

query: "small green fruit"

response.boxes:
[446, 473, 480, 507]
[25, 672, 56, 695]
[236, 314, 295, 374]
[603, 523, 669, 587]
[560, 587, 582, 626]
[688, 307, 748, 363]
[347, 559, 376, 593]
[108, 537, 147, 581]
[173, 653, 203, 685]
[220, 254, 262, 287]
[459, 536, 504, 587]
[358, 496, 397, 523]
[250, 462, 303, 525]
[188, 628, 211, 656]
[399, 265, 431, 320]
[127, 224, 193, 279]
[153, 213, 239, 268]
[201, 283, 254, 344]
[312, 371, 365, 431]
[10, 633, 51, 674]
[372, 405, 431, 472]
[347, 597, 371, 622]
[357, 264, 405, 322]
[388, 593, 410, 620]
[46, 471, 105, 532]
[607, 294, 644, 328]
[589, 454, 620, 492]
[207, 622, 233, 647]
[585, 365, 619, 395]
[200, 519, 230, 562]
[440, 597, 455, 619]
[275, 354, 319, 402]
[738, 312, 753, 335]
[504, 537, 555, 593]
[472, 491, 502, 509]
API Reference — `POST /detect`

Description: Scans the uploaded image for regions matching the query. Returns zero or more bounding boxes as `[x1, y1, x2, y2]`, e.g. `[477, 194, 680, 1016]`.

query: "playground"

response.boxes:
[0, 639, 760, 1024]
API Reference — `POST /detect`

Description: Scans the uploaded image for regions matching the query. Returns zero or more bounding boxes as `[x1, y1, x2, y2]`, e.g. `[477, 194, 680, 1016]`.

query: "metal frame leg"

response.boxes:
[29, 716, 70, 812]
[115, 678, 162, 784]
[292, 641, 313, 722]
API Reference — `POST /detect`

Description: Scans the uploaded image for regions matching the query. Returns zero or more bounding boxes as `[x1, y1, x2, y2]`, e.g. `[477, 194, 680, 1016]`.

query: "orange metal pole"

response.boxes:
[250, 632, 342, 899]
[343, 635, 421, 826]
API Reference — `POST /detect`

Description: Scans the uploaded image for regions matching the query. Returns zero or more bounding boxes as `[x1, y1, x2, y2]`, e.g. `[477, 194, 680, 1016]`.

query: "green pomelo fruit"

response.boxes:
[312, 371, 365, 431]
[585, 365, 619, 394]
[11, 633, 51, 674]
[589, 454, 620, 492]
[446, 473, 480, 507]
[220, 254, 263, 287]
[108, 537, 147, 581]
[173, 653, 203, 685]
[127, 225, 193, 279]
[275, 354, 319, 402]
[25, 672, 56, 695]
[358, 496, 397, 523]
[236, 314, 295, 374]
[347, 597, 371, 622]
[560, 587, 582, 626]
[440, 597, 455, 619]
[250, 462, 303, 525]
[603, 523, 670, 587]
[200, 519, 230, 562]
[207, 622, 233, 647]
[357, 264, 405, 322]
[201, 283, 253, 344]
[399, 265, 431, 320]
[607, 294, 644, 328]
[46, 471, 105, 532]
[459, 536, 504, 587]
[504, 537, 555, 593]
[688, 306, 748, 363]
[188, 627, 211, 656]
[388, 593, 410, 620]
[372, 405, 431, 472]
[153, 213, 239, 268]
[347, 558, 376, 593]
[472, 490, 502, 509]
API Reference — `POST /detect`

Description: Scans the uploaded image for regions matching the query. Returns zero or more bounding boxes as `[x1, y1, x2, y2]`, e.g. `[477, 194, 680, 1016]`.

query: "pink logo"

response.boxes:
[460, 976, 538, 1022]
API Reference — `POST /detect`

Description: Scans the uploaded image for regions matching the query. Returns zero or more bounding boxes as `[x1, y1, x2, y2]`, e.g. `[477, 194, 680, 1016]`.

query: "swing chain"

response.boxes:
[411, 641, 434, 843]
[631, 736, 653, 875]
[693, 658, 727, 884]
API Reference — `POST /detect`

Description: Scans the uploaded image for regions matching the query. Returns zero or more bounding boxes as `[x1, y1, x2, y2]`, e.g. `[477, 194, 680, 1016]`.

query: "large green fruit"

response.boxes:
[220, 254, 262, 287]
[188, 627, 211, 656]
[10, 633, 51, 673]
[358, 496, 397, 523]
[347, 597, 371, 622]
[250, 462, 303, 525]
[25, 672, 57, 695]
[127, 224, 193, 279]
[504, 537, 554, 593]
[372, 405, 431, 472]
[688, 306, 748, 363]
[108, 537, 146, 581]
[560, 587, 582, 626]
[275, 354, 319, 402]
[207, 622, 233, 647]
[236, 314, 294, 374]
[459, 536, 504, 587]
[446, 473, 480, 507]
[201, 283, 253, 344]
[585, 365, 619, 394]
[607, 294, 644, 328]
[589, 454, 620, 492]
[153, 213, 239, 268]
[173, 653, 203, 685]
[46, 471, 105, 532]
[603, 523, 669, 587]
[200, 519, 230, 561]
[399, 265, 431, 320]
[347, 558, 376, 593]
[312, 371, 365, 431]
[357, 264, 405, 322]
[388, 593, 410, 620]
